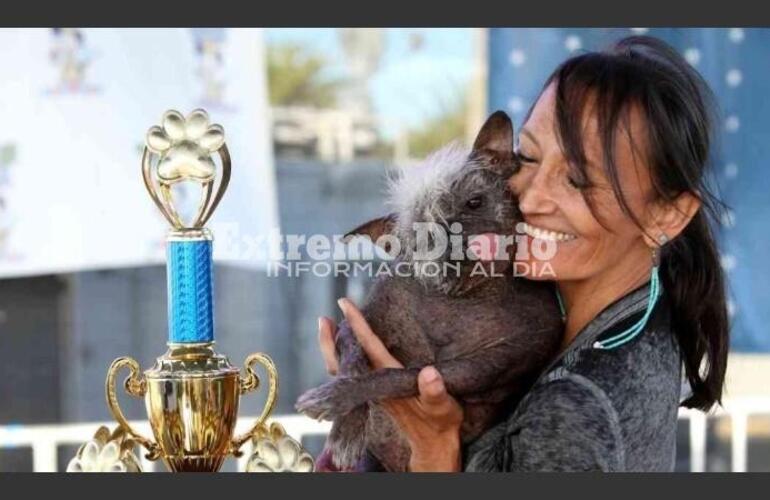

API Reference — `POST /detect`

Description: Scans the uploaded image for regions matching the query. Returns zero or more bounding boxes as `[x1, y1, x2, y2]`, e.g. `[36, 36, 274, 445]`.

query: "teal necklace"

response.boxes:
[555, 264, 663, 350]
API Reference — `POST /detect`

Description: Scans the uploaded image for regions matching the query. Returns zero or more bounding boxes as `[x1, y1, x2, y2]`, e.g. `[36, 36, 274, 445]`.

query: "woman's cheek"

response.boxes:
[513, 237, 567, 280]
[549, 239, 589, 280]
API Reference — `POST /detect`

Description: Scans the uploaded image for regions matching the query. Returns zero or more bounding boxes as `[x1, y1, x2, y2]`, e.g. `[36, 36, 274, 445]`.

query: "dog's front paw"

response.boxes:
[295, 378, 361, 421]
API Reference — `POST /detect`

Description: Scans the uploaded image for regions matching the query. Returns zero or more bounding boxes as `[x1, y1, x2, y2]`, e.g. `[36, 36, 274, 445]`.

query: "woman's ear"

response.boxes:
[642, 192, 701, 247]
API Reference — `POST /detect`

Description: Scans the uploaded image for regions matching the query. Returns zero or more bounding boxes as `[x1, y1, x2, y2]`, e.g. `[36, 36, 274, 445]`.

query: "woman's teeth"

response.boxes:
[518, 222, 577, 242]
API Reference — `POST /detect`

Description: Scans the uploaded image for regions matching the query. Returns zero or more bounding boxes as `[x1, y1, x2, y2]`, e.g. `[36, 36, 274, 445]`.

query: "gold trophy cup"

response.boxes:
[106, 348, 277, 472]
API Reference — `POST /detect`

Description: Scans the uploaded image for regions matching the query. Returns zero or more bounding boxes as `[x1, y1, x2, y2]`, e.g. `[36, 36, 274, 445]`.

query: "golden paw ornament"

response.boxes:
[66, 426, 142, 473]
[246, 423, 314, 473]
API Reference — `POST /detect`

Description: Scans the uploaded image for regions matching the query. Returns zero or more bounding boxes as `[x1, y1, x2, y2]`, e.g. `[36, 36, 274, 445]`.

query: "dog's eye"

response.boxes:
[466, 196, 484, 209]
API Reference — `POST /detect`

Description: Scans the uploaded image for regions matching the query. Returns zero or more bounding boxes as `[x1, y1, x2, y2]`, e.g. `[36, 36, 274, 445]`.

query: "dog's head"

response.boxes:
[344, 111, 521, 293]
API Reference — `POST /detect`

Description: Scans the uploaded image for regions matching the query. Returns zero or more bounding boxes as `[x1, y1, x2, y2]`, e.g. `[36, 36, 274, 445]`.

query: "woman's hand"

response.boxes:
[317, 297, 464, 472]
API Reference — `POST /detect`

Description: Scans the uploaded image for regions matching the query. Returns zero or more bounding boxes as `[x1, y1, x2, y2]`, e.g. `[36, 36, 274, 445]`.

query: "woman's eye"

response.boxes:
[517, 152, 538, 164]
[466, 196, 484, 209]
[567, 176, 587, 190]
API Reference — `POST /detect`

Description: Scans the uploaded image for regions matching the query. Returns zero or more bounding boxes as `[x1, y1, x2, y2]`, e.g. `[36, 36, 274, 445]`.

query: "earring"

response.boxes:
[652, 234, 668, 267]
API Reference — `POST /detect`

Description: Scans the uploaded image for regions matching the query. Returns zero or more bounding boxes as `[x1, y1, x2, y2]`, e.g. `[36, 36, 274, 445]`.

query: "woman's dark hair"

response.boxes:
[527, 35, 729, 411]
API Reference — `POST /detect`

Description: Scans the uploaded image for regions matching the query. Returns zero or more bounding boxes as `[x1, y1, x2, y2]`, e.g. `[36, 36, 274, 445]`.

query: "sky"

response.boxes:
[265, 28, 476, 138]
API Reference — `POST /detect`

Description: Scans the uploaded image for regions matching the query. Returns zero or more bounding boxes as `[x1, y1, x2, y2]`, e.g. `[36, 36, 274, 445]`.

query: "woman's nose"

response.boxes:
[509, 165, 559, 216]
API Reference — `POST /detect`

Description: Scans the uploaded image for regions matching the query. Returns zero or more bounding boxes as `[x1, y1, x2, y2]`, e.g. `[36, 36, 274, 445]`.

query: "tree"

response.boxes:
[266, 44, 343, 108]
[406, 88, 469, 158]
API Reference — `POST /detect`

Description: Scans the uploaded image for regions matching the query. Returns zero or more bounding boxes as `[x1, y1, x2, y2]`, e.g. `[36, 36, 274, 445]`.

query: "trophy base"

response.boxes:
[163, 456, 227, 473]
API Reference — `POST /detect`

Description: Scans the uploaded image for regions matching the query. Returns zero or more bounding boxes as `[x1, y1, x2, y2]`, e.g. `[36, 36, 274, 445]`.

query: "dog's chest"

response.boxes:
[364, 276, 517, 367]
[409, 286, 517, 362]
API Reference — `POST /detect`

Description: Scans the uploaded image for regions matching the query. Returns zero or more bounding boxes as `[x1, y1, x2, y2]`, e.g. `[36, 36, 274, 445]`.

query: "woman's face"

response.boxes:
[508, 83, 656, 283]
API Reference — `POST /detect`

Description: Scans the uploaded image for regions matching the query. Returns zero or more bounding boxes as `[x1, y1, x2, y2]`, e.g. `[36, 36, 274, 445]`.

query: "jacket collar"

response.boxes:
[539, 282, 654, 376]
[567, 283, 653, 353]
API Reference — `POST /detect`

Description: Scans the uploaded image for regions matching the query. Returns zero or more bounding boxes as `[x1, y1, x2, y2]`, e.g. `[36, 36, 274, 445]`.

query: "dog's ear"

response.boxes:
[341, 213, 397, 253]
[472, 110, 514, 156]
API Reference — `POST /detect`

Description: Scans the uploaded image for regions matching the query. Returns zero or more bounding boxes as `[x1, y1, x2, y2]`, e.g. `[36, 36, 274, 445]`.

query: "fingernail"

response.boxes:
[337, 298, 347, 313]
[423, 366, 439, 383]
[317, 317, 324, 331]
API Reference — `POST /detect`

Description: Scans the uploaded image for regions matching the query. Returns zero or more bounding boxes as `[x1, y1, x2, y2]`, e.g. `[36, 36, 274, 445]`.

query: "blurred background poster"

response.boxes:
[0, 28, 278, 278]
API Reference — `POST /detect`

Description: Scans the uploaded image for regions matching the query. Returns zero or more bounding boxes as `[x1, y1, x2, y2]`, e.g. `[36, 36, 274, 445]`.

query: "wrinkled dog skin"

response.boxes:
[296, 111, 563, 472]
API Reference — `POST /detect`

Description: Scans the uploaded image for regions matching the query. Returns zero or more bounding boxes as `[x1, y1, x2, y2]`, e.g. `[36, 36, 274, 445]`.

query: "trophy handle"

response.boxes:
[230, 353, 278, 456]
[106, 357, 162, 460]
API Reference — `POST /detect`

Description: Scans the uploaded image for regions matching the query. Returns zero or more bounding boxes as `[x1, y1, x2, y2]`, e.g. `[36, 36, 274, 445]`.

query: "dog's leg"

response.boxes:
[296, 341, 535, 420]
[336, 319, 370, 376]
[325, 319, 371, 469]
[326, 407, 369, 469]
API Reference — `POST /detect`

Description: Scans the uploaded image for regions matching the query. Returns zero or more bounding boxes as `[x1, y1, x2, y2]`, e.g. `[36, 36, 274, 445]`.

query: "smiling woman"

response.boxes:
[314, 35, 730, 472]
[466, 35, 729, 470]
[509, 37, 728, 408]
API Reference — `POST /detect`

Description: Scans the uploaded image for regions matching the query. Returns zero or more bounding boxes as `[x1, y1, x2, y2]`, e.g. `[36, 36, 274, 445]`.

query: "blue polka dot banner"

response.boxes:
[488, 28, 770, 352]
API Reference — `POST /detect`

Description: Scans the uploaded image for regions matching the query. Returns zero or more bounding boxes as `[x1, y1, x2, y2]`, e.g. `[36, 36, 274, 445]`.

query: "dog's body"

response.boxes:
[296, 112, 563, 471]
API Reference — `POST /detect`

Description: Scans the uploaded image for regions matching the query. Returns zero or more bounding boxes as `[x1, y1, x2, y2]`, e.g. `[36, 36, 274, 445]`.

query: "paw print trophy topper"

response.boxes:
[142, 109, 231, 232]
[91, 109, 314, 472]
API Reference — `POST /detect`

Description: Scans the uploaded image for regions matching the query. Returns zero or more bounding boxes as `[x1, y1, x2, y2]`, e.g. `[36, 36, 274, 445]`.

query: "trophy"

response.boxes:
[86, 109, 314, 473]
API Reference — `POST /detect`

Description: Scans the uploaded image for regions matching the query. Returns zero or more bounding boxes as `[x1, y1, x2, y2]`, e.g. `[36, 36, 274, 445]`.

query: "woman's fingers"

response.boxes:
[318, 316, 339, 375]
[337, 297, 402, 369]
[416, 367, 462, 422]
[382, 368, 460, 422]
[417, 367, 447, 406]
[333, 297, 463, 458]
[380, 367, 463, 447]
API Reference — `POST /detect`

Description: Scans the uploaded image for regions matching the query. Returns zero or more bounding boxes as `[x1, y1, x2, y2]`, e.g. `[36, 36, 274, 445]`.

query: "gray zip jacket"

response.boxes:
[464, 284, 682, 472]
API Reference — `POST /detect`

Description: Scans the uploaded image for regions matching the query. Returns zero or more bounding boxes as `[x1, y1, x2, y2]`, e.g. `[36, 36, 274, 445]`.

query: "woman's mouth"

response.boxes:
[518, 222, 577, 242]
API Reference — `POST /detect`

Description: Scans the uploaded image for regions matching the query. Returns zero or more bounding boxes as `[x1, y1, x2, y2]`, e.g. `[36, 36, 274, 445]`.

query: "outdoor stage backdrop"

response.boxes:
[489, 28, 770, 352]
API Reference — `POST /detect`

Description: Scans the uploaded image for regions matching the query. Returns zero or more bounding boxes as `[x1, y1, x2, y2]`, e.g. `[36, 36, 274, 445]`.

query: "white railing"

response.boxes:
[678, 396, 770, 472]
[0, 414, 331, 472]
[2, 398, 769, 472]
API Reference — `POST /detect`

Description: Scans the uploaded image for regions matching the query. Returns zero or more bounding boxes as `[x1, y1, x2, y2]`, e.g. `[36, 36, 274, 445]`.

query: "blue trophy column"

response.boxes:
[166, 234, 214, 344]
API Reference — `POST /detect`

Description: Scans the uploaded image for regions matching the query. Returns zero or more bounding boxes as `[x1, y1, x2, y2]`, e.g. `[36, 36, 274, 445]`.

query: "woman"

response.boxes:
[317, 35, 729, 471]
